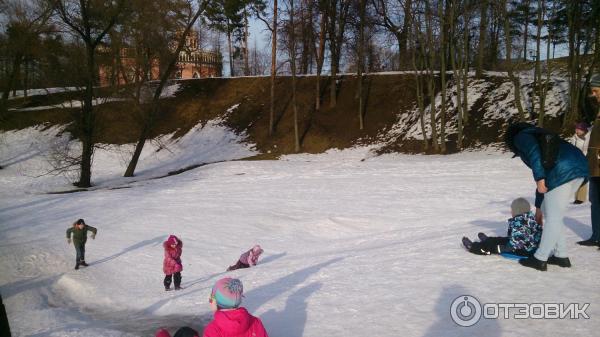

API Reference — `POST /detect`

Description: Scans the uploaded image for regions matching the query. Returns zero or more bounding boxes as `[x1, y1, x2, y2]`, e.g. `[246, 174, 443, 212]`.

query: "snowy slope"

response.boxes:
[1, 127, 599, 337]
[378, 71, 570, 148]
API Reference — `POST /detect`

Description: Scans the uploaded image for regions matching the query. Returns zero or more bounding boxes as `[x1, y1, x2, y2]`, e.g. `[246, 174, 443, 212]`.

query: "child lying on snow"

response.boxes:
[462, 197, 542, 256]
[227, 245, 263, 271]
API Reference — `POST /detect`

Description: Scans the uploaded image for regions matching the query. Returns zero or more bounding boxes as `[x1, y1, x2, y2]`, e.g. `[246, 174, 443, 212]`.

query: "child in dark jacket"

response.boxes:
[66, 218, 97, 270]
[163, 235, 183, 291]
[462, 198, 542, 256]
[155, 326, 199, 337]
[227, 245, 263, 271]
[204, 277, 269, 337]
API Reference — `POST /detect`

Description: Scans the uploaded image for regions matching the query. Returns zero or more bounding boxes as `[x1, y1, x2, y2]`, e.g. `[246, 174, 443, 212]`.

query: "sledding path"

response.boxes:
[1, 147, 600, 336]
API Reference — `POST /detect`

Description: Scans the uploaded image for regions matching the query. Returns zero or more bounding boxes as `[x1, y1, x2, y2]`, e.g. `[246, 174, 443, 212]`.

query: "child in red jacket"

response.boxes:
[204, 277, 269, 337]
[163, 235, 183, 291]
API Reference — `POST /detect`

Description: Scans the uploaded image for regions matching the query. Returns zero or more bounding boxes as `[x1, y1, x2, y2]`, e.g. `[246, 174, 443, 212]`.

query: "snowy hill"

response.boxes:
[1, 122, 599, 336]
[3, 72, 578, 159]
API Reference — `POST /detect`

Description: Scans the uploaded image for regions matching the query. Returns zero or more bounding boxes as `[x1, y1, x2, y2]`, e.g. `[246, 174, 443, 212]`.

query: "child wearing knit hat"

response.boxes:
[203, 277, 269, 337]
[462, 198, 543, 256]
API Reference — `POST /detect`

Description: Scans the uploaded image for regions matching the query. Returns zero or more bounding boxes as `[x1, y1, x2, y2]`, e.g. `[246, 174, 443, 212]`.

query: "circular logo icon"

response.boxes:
[450, 295, 482, 327]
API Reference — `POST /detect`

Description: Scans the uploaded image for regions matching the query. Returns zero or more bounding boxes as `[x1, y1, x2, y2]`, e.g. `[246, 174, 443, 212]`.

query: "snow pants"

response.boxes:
[534, 178, 584, 261]
[227, 260, 250, 271]
[74, 241, 86, 264]
[164, 272, 181, 289]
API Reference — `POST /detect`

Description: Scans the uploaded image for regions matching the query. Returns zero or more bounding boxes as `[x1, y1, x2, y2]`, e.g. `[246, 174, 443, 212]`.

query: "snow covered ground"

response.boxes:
[1, 125, 599, 337]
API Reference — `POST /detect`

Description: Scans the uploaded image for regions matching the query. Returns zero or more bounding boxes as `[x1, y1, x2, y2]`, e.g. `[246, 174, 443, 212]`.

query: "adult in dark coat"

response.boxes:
[578, 74, 600, 247]
[505, 122, 589, 270]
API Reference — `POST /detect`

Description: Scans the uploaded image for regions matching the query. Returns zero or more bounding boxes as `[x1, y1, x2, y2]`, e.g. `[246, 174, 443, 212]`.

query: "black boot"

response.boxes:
[547, 256, 571, 268]
[80, 261, 88, 267]
[519, 255, 547, 271]
[576, 238, 599, 246]
[174, 272, 182, 290]
[462, 237, 473, 250]
[164, 274, 172, 291]
[477, 232, 488, 241]
[74, 263, 79, 270]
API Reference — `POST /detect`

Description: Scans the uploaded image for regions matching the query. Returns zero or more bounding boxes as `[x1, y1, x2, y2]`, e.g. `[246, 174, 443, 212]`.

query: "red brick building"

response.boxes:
[99, 31, 222, 87]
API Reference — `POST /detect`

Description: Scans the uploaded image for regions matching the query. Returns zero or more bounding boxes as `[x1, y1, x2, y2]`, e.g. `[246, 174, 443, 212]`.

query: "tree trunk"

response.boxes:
[425, 1, 439, 152]
[461, 21, 469, 125]
[535, 0, 544, 126]
[290, 0, 300, 152]
[329, 1, 337, 108]
[315, 8, 327, 112]
[410, 13, 428, 151]
[449, 0, 463, 150]
[502, 0, 526, 121]
[227, 26, 234, 76]
[438, 0, 447, 153]
[357, 0, 365, 130]
[23, 60, 29, 98]
[565, 1, 582, 127]
[399, 0, 412, 60]
[1, 54, 23, 108]
[269, 0, 278, 135]
[523, 0, 530, 61]
[476, 0, 488, 78]
[244, 10, 250, 76]
[78, 45, 96, 187]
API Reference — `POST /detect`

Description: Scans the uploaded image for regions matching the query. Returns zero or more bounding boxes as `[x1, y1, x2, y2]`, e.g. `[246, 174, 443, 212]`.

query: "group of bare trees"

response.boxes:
[255, 0, 599, 153]
[1, 0, 599, 184]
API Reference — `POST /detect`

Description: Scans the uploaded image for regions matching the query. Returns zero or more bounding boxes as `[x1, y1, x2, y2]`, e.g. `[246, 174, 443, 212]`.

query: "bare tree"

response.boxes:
[52, 0, 126, 187]
[287, 0, 300, 151]
[314, 1, 328, 112]
[327, 0, 350, 108]
[254, 0, 278, 135]
[438, 0, 447, 153]
[1, 1, 52, 115]
[501, 0, 526, 121]
[357, 0, 366, 130]
[372, 0, 412, 70]
[124, 0, 209, 177]
[475, 0, 488, 78]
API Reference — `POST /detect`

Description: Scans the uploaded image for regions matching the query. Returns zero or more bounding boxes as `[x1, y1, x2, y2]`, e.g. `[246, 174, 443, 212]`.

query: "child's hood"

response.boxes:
[213, 307, 253, 334]
[252, 245, 263, 256]
[509, 211, 535, 223]
[163, 235, 182, 248]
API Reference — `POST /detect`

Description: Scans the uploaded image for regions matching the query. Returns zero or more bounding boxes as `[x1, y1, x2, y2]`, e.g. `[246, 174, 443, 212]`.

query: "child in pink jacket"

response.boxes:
[204, 277, 269, 337]
[163, 235, 183, 291]
[227, 245, 263, 271]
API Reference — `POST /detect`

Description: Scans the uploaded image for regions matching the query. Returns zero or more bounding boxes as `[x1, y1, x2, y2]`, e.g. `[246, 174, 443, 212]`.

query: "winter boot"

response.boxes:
[80, 261, 88, 267]
[547, 256, 571, 268]
[462, 237, 473, 250]
[165, 286, 171, 291]
[74, 264, 79, 270]
[477, 232, 488, 242]
[519, 255, 547, 271]
[576, 238, 599, 246]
